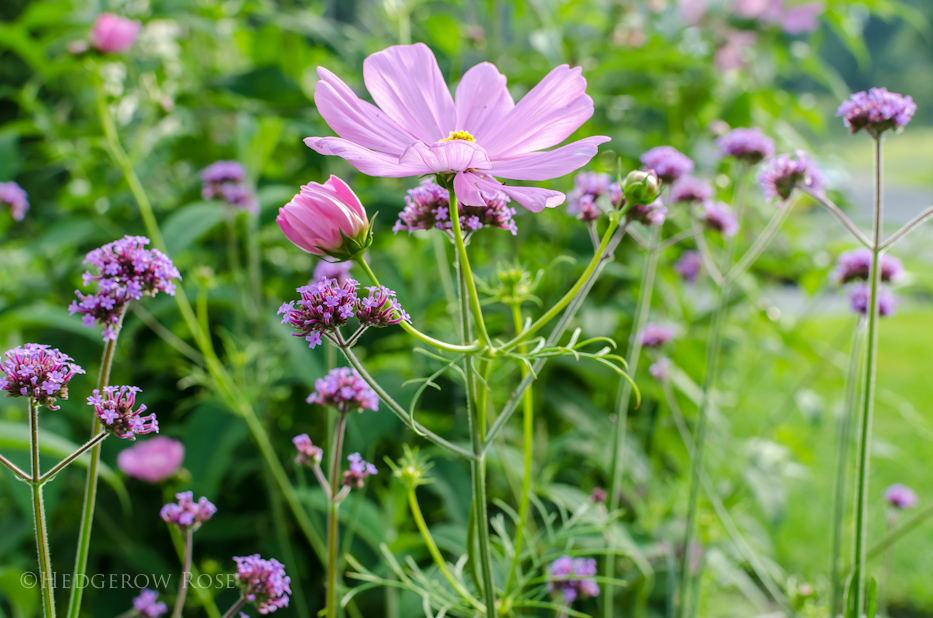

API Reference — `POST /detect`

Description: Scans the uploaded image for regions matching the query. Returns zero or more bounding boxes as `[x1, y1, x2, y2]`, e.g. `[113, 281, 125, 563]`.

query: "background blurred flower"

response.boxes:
[833, 249, 903, 284]
[760, 151, 823, 200]
[133, 589, 168, 618]
[548, 556, 600, 602]
[848, 283, 898, 317]
[640, 146, 693, 183]
[718, 127, 775, 164]
[884, 483, 918, 509]
[307, 367, 379, 414]
[89, 13, 141, 54]
[117, 436, 184, 483]
[160, 491, 217, 531]
[0, 181, 29, 220]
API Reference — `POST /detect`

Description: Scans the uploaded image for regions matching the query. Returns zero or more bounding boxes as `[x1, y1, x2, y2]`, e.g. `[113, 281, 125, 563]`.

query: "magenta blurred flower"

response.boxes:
[89, 13, 141, 54]
[848, 283, 898, 317]
[780, 2, 824, 34]
[306, 43, 609, 213]
[649, 357, 672, 382]
[118, 436, 184, 482]
[884, 483, 918, 509]
[313, 260, 353, 286]
[88, 386, 157, 440]
[234, 555, 291, 614]
[837, 88, 917, 136]
[833, 249, 903, 284]
[716, 30, 757, 71]
[640, 146, 693, 183]
[759, 151, 823, 201]
[0, 181, 29, 221]
[307, 367, 379, 414]
[160, 491, 217, 531]
[293, 434, 323, 466]
[342, 452, 378, 488]
[699, 201, 739, 237]
[201, 161, 257, 213]
[133, 589, 168, 618]
[566, 172, 619, 221]
[590, 487, 607, 503]
[674, 251, 703, 283]
[1, 344, 85, 410]
[640, 323, 675, 348]
[548, 556, 599, 603]
[670, 176, 713, 204]
[277, 175, 370, 259]
[717, 127, 775, 164]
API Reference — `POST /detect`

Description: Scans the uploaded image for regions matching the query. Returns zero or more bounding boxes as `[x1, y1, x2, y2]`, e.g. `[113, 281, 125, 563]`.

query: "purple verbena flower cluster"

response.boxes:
[88, 385, 157, 440]
[70, 236, 181, 341]
[357, 286, 411, 327]
[313, 260, 354, 287]
[759, 151, 823, 201]
[640, 146, 694, 183]
[674, 251, 703, 283]
[201, 161, 257, 212]
[837, 88, 917, 136]
[884, 483, 918, 509]
[306, 367, 379, 414]
[233, 554, 291, 614]
[160, 491, 217, 531]
[342, 452, 378, 488]
[640, 323, 675, 348]
[548, 556, 600, 603]
[0, 181, 29, 221]
[292, 434, 323, 466]
[1, 344, 85, 410]
[626, 198, 667, 227]
[670, 176, 713, 204]
[717, 127, 776, 164]
[833, 248, 903, 284]
[393, 179, 517, 235]
[699, 201, 739, 237]
[133, 589, 168, 618]
[566, 172, 622, 221]
[848, 283, 898, 318]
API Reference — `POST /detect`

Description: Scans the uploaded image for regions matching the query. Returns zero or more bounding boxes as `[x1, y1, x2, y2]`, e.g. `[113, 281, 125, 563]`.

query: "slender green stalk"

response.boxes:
[226, 214, 247, 335]
[879, 510, 896, 618]
[0, 453, 30, 482]
[39, 432, 108, 483]
[603, 224, 662, 618]
[220, 598, 247, 618]
[448, 185, 491, 348]
[171, 528, 194, 618]
[327, 414, 347, 618]
[29, 399, 55, 618]
[830, 318, 865, 616]
[849, 135, 885, 615]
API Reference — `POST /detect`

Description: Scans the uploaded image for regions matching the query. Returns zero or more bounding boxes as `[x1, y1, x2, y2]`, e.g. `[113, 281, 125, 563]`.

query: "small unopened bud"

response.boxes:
[622, 170, 661, 207]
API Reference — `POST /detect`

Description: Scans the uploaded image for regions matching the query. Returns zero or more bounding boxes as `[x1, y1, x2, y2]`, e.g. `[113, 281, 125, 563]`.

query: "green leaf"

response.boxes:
[425, 15, 461, 56]
[161, 201, 227, 256]
[0, 566, 39, 618]
[866, 577, 878, 618]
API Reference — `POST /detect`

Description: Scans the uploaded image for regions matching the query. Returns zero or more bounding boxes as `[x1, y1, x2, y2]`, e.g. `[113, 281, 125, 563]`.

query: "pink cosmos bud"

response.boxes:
[89, 13, 141, 54]
[277, 175, 372, 260]
[117, 436, 185, 483]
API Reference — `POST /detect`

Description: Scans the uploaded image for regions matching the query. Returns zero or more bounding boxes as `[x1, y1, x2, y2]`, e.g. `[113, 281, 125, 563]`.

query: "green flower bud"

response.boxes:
[622, 170, 661, 207]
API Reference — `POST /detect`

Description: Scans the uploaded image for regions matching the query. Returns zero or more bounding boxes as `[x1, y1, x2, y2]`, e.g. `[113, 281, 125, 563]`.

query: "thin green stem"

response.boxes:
[879, 511, 896, 618]
[220, 598, 247, 618]
[327, 414, 347, 618]
[171, 528, 193, 618]
[850, 134, 885, 615]
[0, 453, 30, 482]
[603, 224, 661, 618]
[867, 500, 933, 561]
[448, 185, 491, 348]
[30, 399, 55, 618]
[39, 432, 108, 484]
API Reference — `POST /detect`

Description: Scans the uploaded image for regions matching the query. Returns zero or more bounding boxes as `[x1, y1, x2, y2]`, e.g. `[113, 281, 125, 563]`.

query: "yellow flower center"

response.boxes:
[440, 130, 476, 143]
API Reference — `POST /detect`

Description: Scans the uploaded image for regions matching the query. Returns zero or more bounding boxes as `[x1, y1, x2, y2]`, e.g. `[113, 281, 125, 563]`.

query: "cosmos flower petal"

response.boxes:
[453, 171, 486, 207]
[304, 136, 431, 177]
[454, 62, 515, 143]
[398, 140, 492, 174]
[474, 175, 564, 213]
[489, 136, 611, 181]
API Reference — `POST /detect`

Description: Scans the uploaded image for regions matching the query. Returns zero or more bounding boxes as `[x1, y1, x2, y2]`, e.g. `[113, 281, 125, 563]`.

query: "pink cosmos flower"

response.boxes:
[277, 175, 369, 257]
[305, 43, 609, 213]
[117, 436, 185, 483]
[89, 13, 141, 54]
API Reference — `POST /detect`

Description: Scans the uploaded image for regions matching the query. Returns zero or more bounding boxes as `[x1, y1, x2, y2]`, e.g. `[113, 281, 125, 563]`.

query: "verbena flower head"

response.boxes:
[640, 146, 693, 183]
[278, 278, 359, 349]
[837, 88, 917, 136]
[356, 286, 411, 327]
[292, 434, 323, 466]
[201, 161, 257, 213]
[88, 386, 157, 440]
[393, 179, 517, 236]
[760, 151, 823, 201]
[590, 487, 607, 504]
[833, 249, 903, 284]
[640, 323, 675, 348]
[699, 201, 739, 237]
[717, 127, 775, 164]
[133, 589, 168, 618]
[674, 251, 702, 283]
[89, 13, 141, 54]
[1, 344, 85, 410]
[649, 357, 672, 382]
[626, 197, 666, 227]
[277, 175, 371, 260]
[670, 176, 713, 204]
[307, 367, 379, 414]
[306, 43, 609, 213]
[548, 556, 600, 603]
[848, 283, 897, 317]
[117, 436, 184, 483]
[313, 260, 354, 287]
[234, 554, 291, 614]
[160, 491, 217, 531]
[343, 453, 378, 488]
[0, 181, 29, 221]
[884, 483, 918, 509]
[567, 172, 615, 221]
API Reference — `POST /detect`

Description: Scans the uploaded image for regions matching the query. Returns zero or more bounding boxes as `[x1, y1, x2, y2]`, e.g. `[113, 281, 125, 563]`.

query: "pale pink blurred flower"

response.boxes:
[734, 0, 773, 18]
[780, 2, 824, 34]
[117, 436, 184, 483]
[89, 13, 141, 54]
[679, 0, 708, 25]
[716, 30, 758, 71]
[277, 175, 369, 258]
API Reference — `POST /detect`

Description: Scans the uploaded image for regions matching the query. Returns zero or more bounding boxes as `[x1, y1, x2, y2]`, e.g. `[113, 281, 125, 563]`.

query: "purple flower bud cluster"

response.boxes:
[548, 556, 600, 603]
[88, 386, 157, 440]
[590, 487, 607, 503]
[233, 554, 291, 614]
[201, 161, 257, 212]
[640, 323, 675, 348]
[0, 181, 29, 221]
[717, 128, 776, 164]
[759, 151, 823, 201]
[649, 357, 672, 382]
[669, 176, 713, 204]
[313, 260, 354, 287]
[1, 344, 85, 410]
[133, 589, 168, 618]
[393, 179, 517, 236]
[160, 491, 217, 531]
[848, 283, 898, 318]
[357, 286, 412, 327]
[566, 172, 622, 221]
[70, 236, 181, 341]
[342, 452, 378, 488]
[837, 88, 916, 136]
[833, 249, 903, 284]
[884, 483, 918, 509]
[699, 201, 739, 237]
[674, 251, 703, 283]
[640, 146, 694, 183]
[307, 367, 379, 414]
[292, 434, 323, 466]
[626, 198, 667, 227]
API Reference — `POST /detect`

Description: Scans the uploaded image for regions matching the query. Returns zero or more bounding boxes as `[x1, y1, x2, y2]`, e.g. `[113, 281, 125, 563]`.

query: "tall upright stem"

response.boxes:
[850, 135, 884, 614]
[603, 223, 662, 618]
[327, 414, 348, 618]
[67, 309, 124, 618]
[171, 528, 194, 618]
[30, 399, 55, 618]
[448, 185, 491, 347]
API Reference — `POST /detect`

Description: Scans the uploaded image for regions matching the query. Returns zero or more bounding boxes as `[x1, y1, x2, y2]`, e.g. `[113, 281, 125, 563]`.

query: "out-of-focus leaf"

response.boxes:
[161, 201, 226, 256]
[0, 566, 39, 618]
[0, 131, 20, 181]
[425, 15, 461, 55]
[210, 66, 308, 106]
[0, 303, 103, 343]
